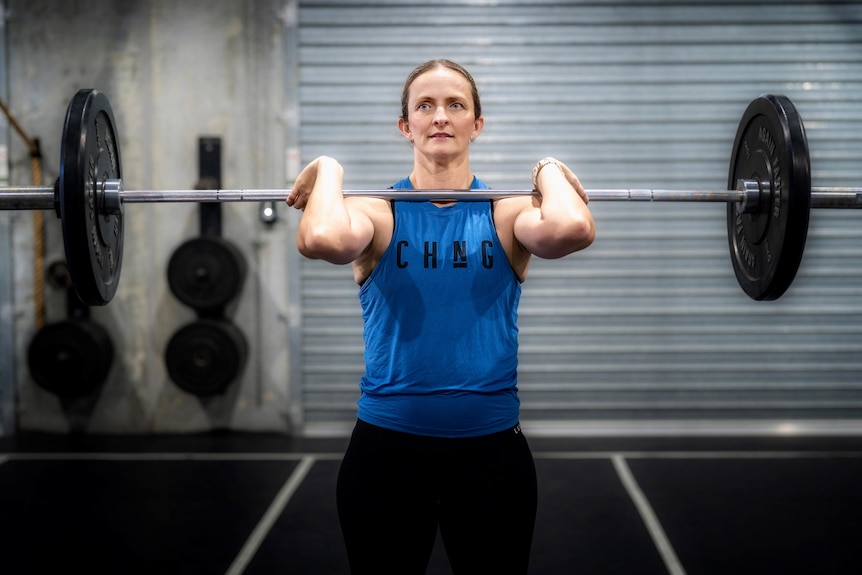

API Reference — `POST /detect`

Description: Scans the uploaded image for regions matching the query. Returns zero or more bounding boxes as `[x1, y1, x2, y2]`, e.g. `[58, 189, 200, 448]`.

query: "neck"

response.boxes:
[410, 156, 474, 190]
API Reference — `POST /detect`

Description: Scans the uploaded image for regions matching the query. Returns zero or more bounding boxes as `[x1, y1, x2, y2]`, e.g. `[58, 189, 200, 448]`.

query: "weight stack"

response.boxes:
[163, 137, 248, 397]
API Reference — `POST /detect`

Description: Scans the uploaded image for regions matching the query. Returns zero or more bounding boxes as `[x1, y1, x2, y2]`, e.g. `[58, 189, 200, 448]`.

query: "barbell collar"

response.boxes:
[101, 178, 124, 216]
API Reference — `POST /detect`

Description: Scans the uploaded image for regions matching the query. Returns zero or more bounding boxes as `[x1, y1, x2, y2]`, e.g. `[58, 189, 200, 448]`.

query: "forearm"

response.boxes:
[534, 161, 588, 220]
[524, 158, 596, 258]
[296, 157, 368, 263]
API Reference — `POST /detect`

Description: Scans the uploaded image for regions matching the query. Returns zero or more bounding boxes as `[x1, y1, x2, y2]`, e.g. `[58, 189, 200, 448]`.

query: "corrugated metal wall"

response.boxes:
[290, 0, 862, 435]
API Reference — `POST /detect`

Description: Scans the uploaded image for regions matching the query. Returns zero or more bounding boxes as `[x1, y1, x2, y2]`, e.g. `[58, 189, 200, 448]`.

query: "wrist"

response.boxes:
[532, 157, 563, 189]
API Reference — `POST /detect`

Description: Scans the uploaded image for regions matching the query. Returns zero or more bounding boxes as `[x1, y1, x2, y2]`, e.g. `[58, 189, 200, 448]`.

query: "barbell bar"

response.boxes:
[0, 89, 860, 305]
[3, 182, 862, 210]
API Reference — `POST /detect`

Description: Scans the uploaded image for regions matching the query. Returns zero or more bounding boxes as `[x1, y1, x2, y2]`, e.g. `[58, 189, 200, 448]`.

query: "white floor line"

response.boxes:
[224, 455, 316, 575]
[612, 454, 686, 575]
[536, 450, 862, 460]
[3, 452, 344, 461]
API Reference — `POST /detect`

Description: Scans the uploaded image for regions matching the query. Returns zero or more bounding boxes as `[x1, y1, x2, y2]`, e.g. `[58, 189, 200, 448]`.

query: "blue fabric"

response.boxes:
[356, 177, 522, 437]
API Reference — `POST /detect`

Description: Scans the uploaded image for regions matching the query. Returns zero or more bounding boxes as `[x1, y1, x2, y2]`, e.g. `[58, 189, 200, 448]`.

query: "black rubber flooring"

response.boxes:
[1, 432, 861, 574]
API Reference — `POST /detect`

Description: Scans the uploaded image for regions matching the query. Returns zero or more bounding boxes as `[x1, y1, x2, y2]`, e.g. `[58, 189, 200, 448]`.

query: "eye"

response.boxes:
[450, 102, 465, 110]
[416, 102, 432, 111]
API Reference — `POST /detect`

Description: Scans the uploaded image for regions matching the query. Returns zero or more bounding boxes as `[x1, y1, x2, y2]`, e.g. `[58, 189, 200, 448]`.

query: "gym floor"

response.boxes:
[1, 432, 861, 574]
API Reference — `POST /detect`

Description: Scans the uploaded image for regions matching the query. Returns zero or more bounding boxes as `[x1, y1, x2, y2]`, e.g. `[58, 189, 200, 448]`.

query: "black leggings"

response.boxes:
[336, 419, 537, 575]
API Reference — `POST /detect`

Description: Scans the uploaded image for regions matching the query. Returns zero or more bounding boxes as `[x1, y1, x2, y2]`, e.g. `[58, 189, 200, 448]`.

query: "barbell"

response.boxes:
[0, 89, 860, 305]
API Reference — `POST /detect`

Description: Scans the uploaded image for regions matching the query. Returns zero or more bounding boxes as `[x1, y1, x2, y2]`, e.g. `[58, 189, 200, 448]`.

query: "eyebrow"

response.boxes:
[413, 93, 470, 106]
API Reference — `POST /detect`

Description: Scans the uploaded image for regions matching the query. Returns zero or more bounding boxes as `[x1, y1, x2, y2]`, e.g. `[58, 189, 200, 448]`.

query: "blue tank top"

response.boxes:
[356, 176, 522, 437]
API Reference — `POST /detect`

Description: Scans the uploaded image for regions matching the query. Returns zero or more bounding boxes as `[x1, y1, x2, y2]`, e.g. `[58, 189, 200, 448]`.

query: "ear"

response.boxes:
[398, 117, 412, 141]
[471, 116, 484, 141]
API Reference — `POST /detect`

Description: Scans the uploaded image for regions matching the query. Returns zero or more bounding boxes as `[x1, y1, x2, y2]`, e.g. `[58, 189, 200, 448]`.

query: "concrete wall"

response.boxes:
[7, 0, 295, 433]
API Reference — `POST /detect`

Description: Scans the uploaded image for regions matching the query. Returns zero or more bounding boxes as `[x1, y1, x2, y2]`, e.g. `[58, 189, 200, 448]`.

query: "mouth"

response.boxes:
[430, 132, 453, 140]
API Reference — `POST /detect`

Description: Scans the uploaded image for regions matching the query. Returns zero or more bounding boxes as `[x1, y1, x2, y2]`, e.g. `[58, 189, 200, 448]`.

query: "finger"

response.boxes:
[570, 178, 589, 204]
[286, 189, 305, 209]
[557, 163, 589, 204]
[576, 185, 590, 204]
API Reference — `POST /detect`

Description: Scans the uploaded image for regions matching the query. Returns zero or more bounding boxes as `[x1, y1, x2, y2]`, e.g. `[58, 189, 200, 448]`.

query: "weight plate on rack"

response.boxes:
[164, 319, 248, 396]
[727, 94, 811, 301]
[28, 319, 114, 398]
[167, 236, 246, 313]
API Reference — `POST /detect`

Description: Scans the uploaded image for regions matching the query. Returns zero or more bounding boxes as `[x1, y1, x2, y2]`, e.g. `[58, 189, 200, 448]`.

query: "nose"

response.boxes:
[432, 106, 449, 125]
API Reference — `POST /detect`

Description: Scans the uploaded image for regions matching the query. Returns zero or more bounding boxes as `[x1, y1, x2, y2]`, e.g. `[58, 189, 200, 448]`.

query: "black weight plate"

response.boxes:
[167, 237, 246, 313]
[60, 89, 124, 306]
[27, 319, 114, 398]
[727, 94, 811, 300]
[164, 319, 247, 396]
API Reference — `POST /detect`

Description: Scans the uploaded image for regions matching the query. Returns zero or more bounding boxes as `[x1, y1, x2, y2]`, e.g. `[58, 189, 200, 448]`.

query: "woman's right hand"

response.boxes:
[286, 156, 343, 210]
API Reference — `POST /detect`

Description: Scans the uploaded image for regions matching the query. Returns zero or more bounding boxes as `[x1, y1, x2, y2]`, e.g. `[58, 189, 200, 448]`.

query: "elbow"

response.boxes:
[539, 215, 595, 258]
[560, 215, 595, 254]
[573, 215, 596, 251]
[296, 226, 360, 264]
[296, 231, 324, 260]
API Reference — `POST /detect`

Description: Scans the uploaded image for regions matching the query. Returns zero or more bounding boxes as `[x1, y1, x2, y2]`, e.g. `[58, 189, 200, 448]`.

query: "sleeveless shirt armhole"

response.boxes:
[357, 199, 396, 288]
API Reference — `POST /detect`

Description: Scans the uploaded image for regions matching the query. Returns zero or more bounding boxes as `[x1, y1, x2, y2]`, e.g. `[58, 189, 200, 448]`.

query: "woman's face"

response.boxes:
[398, 66, 484, 163]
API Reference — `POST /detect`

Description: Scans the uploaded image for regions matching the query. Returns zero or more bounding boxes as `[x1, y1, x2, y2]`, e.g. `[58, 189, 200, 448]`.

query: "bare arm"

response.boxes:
[287, 156, 376, 265]
[512, 157, 595, 259]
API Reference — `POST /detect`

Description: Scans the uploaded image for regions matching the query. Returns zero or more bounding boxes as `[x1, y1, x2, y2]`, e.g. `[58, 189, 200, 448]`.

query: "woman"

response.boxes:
[287, 59, 594, 574]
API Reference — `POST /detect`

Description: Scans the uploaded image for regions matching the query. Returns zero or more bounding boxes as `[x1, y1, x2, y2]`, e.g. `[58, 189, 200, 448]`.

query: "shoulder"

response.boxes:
[391, 176, 413, 190]
[493, 195, 535, 223]
[346, 195, 392, 216]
